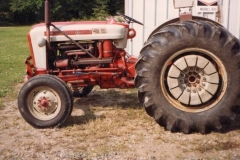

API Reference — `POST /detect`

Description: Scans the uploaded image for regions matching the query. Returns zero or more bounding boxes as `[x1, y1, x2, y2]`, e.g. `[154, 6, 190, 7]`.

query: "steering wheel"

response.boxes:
[117, 12, 143, 26]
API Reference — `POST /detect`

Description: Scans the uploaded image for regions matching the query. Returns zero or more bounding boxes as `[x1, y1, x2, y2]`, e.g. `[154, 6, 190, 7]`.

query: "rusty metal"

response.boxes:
[39, 97, 50, 108]
[25, 56, 34, 75]
[72, 57, 113, 65]
[179, 13, 192, 21]
[50, 24, 96, 58]
[66, 51, 86, 56]
[45, 0, 53, 50]
[58, 72, 120, 82]
[121, 77, 134, 86]
[160, 48, 227, 113]
[34, 68, 47, 75]
[44, 0, 50, 26]
[57, 44, 82, 50]
[51, 68, 119, 73]
[103, 40, 113, 57]
[98, 42, 103, 58]
[25, 0, 138, 90]
[55, 59, 69, 68]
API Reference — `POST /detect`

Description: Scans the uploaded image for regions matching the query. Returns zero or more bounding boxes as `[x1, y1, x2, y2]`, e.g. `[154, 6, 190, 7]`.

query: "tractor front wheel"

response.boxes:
[18, 75, 73, 128]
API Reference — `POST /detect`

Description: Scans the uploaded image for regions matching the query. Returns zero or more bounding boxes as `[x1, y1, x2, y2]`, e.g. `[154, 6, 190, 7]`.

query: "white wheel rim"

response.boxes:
[161, 48, 227, 112]
[27, 86, 61, 120]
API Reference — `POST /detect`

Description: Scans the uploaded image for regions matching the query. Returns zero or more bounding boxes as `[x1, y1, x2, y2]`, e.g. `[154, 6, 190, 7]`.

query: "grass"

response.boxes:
[0, 26, 30, 106]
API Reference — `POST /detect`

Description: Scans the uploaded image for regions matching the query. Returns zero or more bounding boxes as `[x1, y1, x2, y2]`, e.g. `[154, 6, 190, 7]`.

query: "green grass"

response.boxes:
[0, 26, 30, 106]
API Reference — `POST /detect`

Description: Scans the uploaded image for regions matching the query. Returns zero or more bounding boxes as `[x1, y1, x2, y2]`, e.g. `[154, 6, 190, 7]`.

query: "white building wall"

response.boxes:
[125, 0, 240, 56]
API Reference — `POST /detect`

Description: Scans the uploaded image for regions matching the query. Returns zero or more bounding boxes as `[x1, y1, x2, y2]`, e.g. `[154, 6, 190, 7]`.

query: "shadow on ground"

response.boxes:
[62, 87, 240, 134]
[62, 88, 142, 127]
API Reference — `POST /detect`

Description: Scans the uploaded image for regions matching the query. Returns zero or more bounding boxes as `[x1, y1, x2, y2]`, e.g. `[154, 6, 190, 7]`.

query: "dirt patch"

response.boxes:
[0, 85, 240, 159]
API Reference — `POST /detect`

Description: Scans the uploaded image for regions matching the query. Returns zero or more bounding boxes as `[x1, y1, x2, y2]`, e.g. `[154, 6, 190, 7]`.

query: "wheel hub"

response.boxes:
[32, 90, 58, 115]
[39, 97, 50, 108]
[167, 55, 220, 105]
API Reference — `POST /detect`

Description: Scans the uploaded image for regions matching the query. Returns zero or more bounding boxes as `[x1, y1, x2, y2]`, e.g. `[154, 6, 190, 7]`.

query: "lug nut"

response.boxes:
[181, 86, 186, 90]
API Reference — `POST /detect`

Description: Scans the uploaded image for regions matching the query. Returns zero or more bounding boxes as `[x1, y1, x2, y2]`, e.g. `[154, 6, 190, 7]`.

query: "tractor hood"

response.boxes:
[29, 20, 129, 42]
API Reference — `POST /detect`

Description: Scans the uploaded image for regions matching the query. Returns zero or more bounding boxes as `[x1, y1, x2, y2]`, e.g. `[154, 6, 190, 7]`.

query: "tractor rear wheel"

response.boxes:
[135, 20, 240, 133]
[18, 75, 73, 128]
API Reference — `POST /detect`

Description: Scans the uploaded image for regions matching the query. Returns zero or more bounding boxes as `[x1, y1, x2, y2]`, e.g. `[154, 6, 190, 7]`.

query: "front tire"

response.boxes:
[135, 20, 240, 133]
[18, 75, 73, 128]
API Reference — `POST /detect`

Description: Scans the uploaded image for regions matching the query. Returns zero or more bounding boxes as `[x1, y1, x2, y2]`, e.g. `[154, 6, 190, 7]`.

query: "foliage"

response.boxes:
[0, 0, 124, 25]
[92, 0, 110, 20]
[0, 0, 12, 25]
[10, 0, 43, 24]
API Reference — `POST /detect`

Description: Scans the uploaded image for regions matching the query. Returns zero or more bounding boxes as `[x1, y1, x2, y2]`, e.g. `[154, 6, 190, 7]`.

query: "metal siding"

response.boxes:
[156, 0, 168, 26]
[168, 0, 179, 19]
[125, 0, 240, 56]
[228, 0, 240, 38]
[144, 0, 156, 40]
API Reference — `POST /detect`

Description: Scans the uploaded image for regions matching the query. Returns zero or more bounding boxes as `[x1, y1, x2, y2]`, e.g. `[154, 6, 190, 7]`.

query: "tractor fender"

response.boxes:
[148, 16, 223, 40]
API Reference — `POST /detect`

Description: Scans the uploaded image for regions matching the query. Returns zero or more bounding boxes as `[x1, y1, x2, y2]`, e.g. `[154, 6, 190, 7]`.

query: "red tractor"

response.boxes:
[18, 0, 240, 133]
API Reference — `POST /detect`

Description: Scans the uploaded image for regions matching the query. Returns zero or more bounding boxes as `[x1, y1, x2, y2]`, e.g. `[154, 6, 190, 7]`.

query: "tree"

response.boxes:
[108, 0, 124, 15]
[1, 0, 124, 25]
[92, 0, 124, 20]
[51, 0, 95, 21]
[92, 0, 110, 20]
[0, 1, 12, 25]
[10, 0, 43, 24]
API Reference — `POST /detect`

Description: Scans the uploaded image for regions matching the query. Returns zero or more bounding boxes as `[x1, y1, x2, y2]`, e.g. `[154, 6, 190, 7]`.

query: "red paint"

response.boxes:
[55, 59, 69, 69]
[98, 42, 103, 58]
[43, 50, 137, 89]
[25, 16, 137, 89]
[107, 17, 129, 28]
[39, 97, 50, 108]
[103, 40, 113, 57]
[44, 30, 92, 36]
[27, 33, 36, 66]
[128, 28, 136, 39]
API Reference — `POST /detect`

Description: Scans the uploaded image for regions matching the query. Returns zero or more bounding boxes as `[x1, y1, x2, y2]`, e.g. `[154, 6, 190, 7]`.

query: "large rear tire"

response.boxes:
[18, 75, 73, 128]
[135, 20, 240, 134]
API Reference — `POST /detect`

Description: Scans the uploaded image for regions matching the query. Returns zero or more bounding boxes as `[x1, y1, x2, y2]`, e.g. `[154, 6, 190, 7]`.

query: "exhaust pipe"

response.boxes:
[45, 0, 52, 50]
[43, 0, 95, 58]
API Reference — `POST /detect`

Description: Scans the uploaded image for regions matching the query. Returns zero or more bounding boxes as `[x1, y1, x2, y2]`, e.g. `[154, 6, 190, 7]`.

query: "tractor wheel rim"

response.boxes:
[161, 48, 227, 113]
[28, 86, 61, 120]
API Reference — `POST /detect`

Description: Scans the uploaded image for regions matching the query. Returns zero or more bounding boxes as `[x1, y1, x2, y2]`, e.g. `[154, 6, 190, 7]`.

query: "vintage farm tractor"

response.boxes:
[18, 0, 240, 133]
